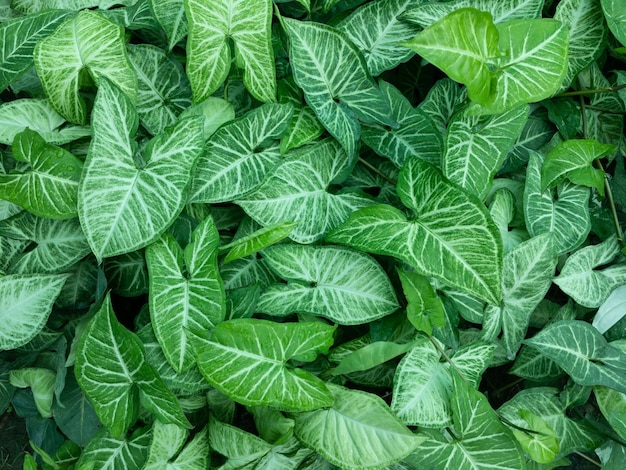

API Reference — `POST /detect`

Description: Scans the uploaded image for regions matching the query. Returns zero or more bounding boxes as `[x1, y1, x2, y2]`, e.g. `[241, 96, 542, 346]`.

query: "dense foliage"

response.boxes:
[1, 0, 626, 468]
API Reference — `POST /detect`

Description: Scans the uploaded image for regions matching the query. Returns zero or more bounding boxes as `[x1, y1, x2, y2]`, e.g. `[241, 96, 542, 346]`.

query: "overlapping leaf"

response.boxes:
[78, 78, 204, 261]
[145, 216, 225, 373]
[144, 421, 209, 470]
[76, 428, 151, 470]
[220, 221, 297, 264]
[185, 0, 275, 102]
[602, 0, 626, 46]
[328, 157, 502, 304]
[257, 244, 399, 324]
[33, 10, 137, 124]
[148, 0, 187, 51]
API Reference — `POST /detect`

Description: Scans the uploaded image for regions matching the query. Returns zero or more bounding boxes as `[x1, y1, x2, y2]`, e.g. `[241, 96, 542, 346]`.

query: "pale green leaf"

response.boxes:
[179, 97, 235, 141]
[361, 80, 443, 168]
[12, 0, 138, 14]
[144, 421, 209, 470]
[238, 139, 374, 244]
[145, 216, 225, 373]
[398, 269, 445, 335]
[78, 79, 204, 261]
[443, 104, 528, 199]
[77, 428, 151, 470]
[512, 410, 560, 464]
[257, 244, 399, 325]
[0, 273, 68, 350]
[0, 212, 91, 274]
[488, 188, 529, 255]
[555, 0, 608, 88]
[331, 340, 415, 377]
[328, 157, 503, 304]
[0, 99, 90, 145]
[196, 319, 335, 410]
[149, 0, 188, 51]
[602, 0, 626, 47]
[248, 406, 294, 444]
[10, 368, 56, 418]
[279, 104, 325, 154]
[190, 103, 293, 203]
[283, 17, 396, 157]
[221, 222, 297, 264]
[0, 10, 70, 92]
[209, 416, 272, 467]
[593, 285, 626, 334]
[127, 44, 192, 136]
[294, 383, 424, 470]
[554, 236, 626, 308]
[524, 152, 591, 256]
[594, 340, 626, 441]
[336, 0, 420, 76]
[0, 129, 83, 219]
[185, 0, 275, 103]
[33, 10, 137, 124]
[525, 320, 626, 393]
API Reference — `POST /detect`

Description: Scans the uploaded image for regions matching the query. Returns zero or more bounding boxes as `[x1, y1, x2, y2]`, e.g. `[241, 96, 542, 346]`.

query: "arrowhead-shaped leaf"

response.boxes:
[77, 428, 151, 470]
[185, 0, 275, 102]
[0, 129, 83, 219]
[294, 383, 424, 470]
[33, 10, 137, 124]
[328, 157, 502, 304]
[78, 78, 204, 261]
[190, 103, 293, 203]
[145, 216, 225, 373]
[148, 0, 187, 51]
[196, 318, 335, 411]
[0, 273, 68, 350]
[144, 421, 209, 470]
[283, 17, 396, 156]
[257, 244, 399, 324]
[237, 139, 374, 243]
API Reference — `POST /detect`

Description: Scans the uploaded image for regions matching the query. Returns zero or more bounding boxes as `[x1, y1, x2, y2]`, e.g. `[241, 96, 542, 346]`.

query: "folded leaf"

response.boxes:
[9, 368, 56, 418]
[220, 221, 297, 264]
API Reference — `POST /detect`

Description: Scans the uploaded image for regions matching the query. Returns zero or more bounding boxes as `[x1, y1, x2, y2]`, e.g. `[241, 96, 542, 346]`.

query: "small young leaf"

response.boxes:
[10, 368, 56, 418]
[512, 410, 560, 464]
[398, 269, 445, 335]
[220, 221, 297, 264]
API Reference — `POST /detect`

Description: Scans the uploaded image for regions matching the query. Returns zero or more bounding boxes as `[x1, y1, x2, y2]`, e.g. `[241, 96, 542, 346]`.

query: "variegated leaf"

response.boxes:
[149, 0, 187, 51]
[76, 428, 151, 470]
[144, 422, 209, 470]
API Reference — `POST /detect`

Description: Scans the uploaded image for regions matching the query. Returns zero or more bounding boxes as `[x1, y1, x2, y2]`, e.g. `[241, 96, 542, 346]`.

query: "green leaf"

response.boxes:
[238, 139, 374, 244]
[0, 10, 70, 92]
[127, 44, 192, 136]
[144, 421, 209, 470]
[75, 294, 190, 437]
[594, 341, 626, 441]
[398, 269, 446, 335]
[149, 0, 188, 51]
[0, 99, 91, 145]
[12, 0, 137, 13]
[541, 139, 614, 191]
[593, 285, 626, 334]
[208, 416, 272, 467]
[77, 428, 151, 470]
[145, 216, 225, 373]
[190, 103, 293, 203]
[283, 17, 396, 157]
[52, 373, 101, 446]
[502, 114, 556, 173]
[10, 368, 56, 418]
[524, 152, 591, 256]
[196, 319, 335, 410]
[105, 250, 149, 297]
[0, 273, 68, 350]
[443, 104, 528, 199]
[0, 212, 91, 274]
[279, 104, 325, 154]
[336, 0, 420, 76]
[331, 340, 416, 376]
[553, 236, 626, 308]
[417, 78, 466, 138]
[0, 129, 83, 219]
[512, 410, 560, 464]
[220, 221, 297, 264]
[602, 0, 626, 47]
[294, 383, 424, 470]
[33, 10, 137, 125]
[78, 78, 204, 261]
[257, 244, 399, 325]
[179, 96, 235, 141]
[525, 320, 626, 393]
[361, 80, 443, 168]
[185, 0, 275, 103]
[328, 157, 503, 304]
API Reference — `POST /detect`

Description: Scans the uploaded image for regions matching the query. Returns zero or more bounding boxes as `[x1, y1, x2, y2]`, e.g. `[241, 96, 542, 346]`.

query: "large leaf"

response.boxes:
[144, 421, 209, 470]
[0, 10, 70, 92]
[185, 0, 275, 103]
[0, 99, 91, 145]
[145, 216, 225, 373]
[257, 244, 399, 325]
[602, 0, 626, 46]
[443, 104, 528, 199]
[75, 294, 190, 437]
[148, 0, 187, 51]
[0, 129, 83, 219]
[190, 103, 293, 203]
[553, 236, 626, 308]
[76, 428, 151, 470]
[406, 374, 525, 470]
[294, 383, 424, 470]
[0, 212, 90, 274]
[33, 10, 137, 125]
[0, 273, 68, 350]
[361, 80, 443, 168]
[336, 0, 420, 76]
[78, 78, 204, 261]
[328, 157, 502, 304]
[237, 139, 374, 244]
[283, 17, 395, 157]
[524, 152, 591, 256]
[525, 320, 626, 394]
[196, 319, 335, 411]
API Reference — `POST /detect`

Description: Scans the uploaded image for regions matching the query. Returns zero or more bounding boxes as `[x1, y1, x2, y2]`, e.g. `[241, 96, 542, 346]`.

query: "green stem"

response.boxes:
[358, 157, 397, 186]
[428, 335, 467, 382]
[584, 105, 626, 115]
[556, 83, 626, 97]
[574, 451, 602, 467]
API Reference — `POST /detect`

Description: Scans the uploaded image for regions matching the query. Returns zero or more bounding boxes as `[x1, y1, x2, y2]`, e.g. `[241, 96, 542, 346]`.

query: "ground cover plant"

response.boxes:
[1, 0, 626, 468]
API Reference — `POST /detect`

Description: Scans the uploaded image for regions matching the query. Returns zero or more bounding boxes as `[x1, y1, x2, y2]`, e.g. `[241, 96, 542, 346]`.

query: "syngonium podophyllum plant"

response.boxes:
[2, 0, 626, 468]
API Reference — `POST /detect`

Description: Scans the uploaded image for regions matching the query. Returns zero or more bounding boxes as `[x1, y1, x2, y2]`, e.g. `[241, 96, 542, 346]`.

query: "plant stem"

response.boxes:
[584, 105, 626, 115]
[491, 376, 524, 396]
[428, 335, 467, 382]
[574, 451, 601, 467]
[358, 157, 397, 185]
[556, 83, 626, 97]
